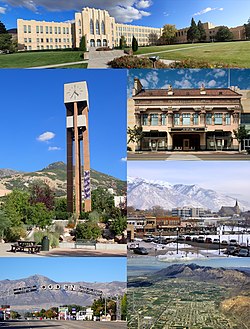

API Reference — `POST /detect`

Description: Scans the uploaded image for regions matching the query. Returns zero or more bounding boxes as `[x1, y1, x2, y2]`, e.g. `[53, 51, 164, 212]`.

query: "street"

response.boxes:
[0, 320, 127, 329]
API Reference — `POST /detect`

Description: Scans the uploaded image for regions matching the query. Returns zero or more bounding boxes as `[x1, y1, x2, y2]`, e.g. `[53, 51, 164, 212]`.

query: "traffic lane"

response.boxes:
[0, 320, 127, 329]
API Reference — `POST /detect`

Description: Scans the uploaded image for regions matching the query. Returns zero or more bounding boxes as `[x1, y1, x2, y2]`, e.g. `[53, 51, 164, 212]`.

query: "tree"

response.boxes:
[233, 125, 249, 151]
[3, 190, 30, 226]
[110, 216, 127, 235]
[0, 21, 15, 52]
[197, 20, 207, 42]
[215, 26, 233, 42]
[75, 221, 101, 240]
[187, 18, 200, 43]
[0, 21, 7, 34]
[91, 187, 114, 214]
[29, 182, 55, 211]
[119, 36, 127, 49]
[132, 36, 138, 52]
[148, 32, 158, 45]
[0, 209, 11, 239]
[244, 18, 250, 40]
[55, 197, 70, 220]
[28, 203, 53, 229]
[121, 294, 127, 320]
[79, 36, 86, 51]
[127, 125, 144, 151]
[161, 24, 177, 44]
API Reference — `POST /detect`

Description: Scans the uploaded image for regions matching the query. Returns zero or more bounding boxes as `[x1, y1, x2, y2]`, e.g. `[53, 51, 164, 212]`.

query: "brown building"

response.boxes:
[129, 78, 242, 152]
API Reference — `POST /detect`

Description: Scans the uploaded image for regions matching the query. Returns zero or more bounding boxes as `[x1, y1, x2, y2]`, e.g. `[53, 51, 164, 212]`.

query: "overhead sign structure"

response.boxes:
[64, 81, 91, 219]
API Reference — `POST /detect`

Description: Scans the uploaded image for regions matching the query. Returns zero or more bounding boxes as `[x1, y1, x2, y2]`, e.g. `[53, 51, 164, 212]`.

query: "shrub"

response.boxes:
[75, 222, 102, 240]
[33, 231, 59, 248]
[108, 55, 168, 69]
[96, 47, 111, 51]
[5, 226, 27, 242]
[166, 58, 237, 68]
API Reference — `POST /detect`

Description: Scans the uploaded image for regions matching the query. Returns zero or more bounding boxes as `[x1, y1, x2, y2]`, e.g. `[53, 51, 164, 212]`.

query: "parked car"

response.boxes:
[185, 236, 192, 241]
[221, 240, 228, 246]
[197, 236, 205, 243]
[143, 237, 154, 243]
[192, 237, 198, 242]
[229, 239, 238, 246]
[177, 235, 185, 241]
[213, 238, 220, 244]
[226, 246, 237, 255]
[133, 247, 148, 255]
[205, 237, 212, 243]
[238, 248, 249, 257]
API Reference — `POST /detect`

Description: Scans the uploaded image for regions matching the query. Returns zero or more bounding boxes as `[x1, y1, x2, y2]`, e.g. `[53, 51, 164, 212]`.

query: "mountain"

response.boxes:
[151, 263, 250, 286]
[128, 177, 250, 211]
[0, 162, 126, 197]
[0, 275, 126, 311]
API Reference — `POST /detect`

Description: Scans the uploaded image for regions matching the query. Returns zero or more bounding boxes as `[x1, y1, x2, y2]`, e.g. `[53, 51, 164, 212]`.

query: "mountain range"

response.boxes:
[0, 275, 126, 311]
[0, 162, 126, 197]
[128, 177, 250, 211]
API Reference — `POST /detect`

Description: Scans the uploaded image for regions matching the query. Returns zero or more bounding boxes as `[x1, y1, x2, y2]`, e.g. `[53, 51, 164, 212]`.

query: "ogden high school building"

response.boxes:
[128, 78, 250, 152]
[17, 7, 246, 51]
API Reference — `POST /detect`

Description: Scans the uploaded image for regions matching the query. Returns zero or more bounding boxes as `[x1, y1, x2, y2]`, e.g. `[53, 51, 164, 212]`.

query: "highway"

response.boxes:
[0, 320, 127, 329]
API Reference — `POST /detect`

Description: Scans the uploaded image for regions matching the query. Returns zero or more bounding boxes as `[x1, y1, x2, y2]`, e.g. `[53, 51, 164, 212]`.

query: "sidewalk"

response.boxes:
[0, 243, 127, 257]
[87, 48, 125, 68]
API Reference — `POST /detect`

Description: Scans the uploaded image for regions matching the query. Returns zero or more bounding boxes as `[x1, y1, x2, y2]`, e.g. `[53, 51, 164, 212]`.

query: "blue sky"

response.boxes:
[0, 69, 127, 180]
[1, 0, 250, 30]
[127, 69, 250, 97]
[128, 161, 250, 202]
[0, 257, 126, 282]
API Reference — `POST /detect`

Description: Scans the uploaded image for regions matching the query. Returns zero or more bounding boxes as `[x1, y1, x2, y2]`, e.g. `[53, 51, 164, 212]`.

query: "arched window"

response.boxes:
[96, 20, 100, 34]
[90, 19, 94, 34]
[78, 19, 81, 27]
[101, 21, 105, 34]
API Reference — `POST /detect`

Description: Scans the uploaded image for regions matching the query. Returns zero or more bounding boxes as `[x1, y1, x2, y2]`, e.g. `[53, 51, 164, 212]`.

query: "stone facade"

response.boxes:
[129, 78, 242, 152]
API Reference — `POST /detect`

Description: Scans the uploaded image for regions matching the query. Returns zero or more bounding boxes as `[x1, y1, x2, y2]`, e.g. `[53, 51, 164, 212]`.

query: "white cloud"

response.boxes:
[174, 79, 193, 88]
[48, 146, 61, 151]
[193, 7, 224, 16]
[140, 78, 149, 88]
[37, 131, 55, 142]
[3, 0, 152, 23]
[214, 69, 226, 78]
[121, 157, 127, 162]
[207, 79, 217, 87]
[163, 12, 169, 17]
[0, 6, 7, 14]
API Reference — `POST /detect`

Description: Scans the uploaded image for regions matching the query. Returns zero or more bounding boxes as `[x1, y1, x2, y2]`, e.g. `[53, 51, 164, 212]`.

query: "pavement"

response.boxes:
[0, 243, 127, 257]
[127, 151, 250, 161]
[0, 320, 127, 329]
[28, 60, 88, 69]
[87, 48, 125, 68]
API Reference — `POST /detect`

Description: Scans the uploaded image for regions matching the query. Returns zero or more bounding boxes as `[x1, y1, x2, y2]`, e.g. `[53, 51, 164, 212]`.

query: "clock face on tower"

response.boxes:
[64, 81, 88, 104]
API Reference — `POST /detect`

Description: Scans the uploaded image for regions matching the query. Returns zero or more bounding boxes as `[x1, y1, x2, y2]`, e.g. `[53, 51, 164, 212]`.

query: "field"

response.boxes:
[136, 41, 250, 67]
[0, 50, 87, 68]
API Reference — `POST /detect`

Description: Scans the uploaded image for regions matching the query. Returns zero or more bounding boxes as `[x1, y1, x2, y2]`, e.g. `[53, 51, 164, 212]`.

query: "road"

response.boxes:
[0, 320, 127, 328]
[127, 151, 250, 161]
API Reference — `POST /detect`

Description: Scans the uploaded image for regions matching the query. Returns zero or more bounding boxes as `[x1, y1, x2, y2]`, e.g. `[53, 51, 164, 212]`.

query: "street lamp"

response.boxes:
[176, 227, 179, 254]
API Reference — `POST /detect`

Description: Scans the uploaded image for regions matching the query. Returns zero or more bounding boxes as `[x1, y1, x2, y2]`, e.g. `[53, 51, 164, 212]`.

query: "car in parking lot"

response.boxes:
[226, 245, 237, 255]
[133, 247, 149, 255]
[221, 240, 228, 246]
[213, 238, 220, 244]
[238, 248, 249, 257]
[229, 239, 238, 246]
[205, 237, 212, 243]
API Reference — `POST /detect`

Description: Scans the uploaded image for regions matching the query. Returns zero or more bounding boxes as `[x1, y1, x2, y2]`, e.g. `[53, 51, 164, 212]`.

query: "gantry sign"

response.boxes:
[64, 81, 91, 219]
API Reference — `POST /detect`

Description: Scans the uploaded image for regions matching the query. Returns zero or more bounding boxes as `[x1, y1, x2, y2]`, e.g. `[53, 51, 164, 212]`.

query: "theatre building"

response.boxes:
[129, 78, 242, 151]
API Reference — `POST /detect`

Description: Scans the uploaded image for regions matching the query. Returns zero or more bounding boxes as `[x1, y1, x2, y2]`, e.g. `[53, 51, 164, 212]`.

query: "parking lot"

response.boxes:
[0, 320, 127, 329]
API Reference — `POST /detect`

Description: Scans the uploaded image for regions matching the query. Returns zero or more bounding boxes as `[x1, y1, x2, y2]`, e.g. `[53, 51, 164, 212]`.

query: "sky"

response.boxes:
[0, 257, 126, 282]
[128, 161, 250, 202]
[0, 0, 250, 30]
[128, 69, 250, 97]
[0, 69, 127, 180]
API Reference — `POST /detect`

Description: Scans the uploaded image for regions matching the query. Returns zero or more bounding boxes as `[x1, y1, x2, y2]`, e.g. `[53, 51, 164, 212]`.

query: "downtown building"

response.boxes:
[17, 7, 162, 51]
[128, 78, 243, 152]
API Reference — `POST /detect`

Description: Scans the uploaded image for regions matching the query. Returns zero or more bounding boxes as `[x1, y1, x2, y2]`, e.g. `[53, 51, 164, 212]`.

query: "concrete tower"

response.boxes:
[64, 81, 91, 220]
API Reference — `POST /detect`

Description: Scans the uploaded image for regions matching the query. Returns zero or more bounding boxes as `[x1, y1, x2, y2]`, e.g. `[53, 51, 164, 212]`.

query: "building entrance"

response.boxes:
[173, 134, 200, 151]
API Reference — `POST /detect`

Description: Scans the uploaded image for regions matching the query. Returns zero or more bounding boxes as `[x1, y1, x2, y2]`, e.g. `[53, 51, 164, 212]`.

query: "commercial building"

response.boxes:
[17, 7, 161, 51]
[172, 207, 206, 218]
[129, 78, 243, 151]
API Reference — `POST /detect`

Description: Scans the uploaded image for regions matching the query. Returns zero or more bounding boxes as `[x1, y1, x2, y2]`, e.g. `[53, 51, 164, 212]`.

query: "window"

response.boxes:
[161, 114, 166, 125]
[101, 21, 105, 34]
[55, 27, 57, 34]
[206, 113, 212, 125]
[78, 19, 81, 27]
[174, 113, 180, 125]
[36, 38, 39, 43]
[55, 38, 58, 43]
[46, 38, 49, 43]
[225, 113, 231, 125]
[41, 45, 44, 49]
[151, 114, 158, 126]
[58, 27, 61, 34]
[214, 113, 223, 125]
[96, 20, 100, 34]
[46, 26, 48, 34]
[41, 38, 44, 43]
[63, 27, 66, 34]
[66, 27, 69, 34]
[24, 38, 27, 42]
[142, 114, 148, 125]
[50, 38, 53, 42]
[193, 113, 198, 125]
[24, 25, 27, 33]
[79, 29, 82, 35]
[46, 45, 49, 49]
[28, 46, 32, 50]
[36, 26, 39, 33]
[40, 26, 43, 33]
[28, 25, 31, 33]
[182, 113, 190, 125]
[90, 19, 94, 34]
[28, 38, 32, 43]
[59, 38, 61, 42]
[50, 27, 52, 34]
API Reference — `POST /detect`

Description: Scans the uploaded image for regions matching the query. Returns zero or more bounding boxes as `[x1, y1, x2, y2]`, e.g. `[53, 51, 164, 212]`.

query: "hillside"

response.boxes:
[0, 274, 126, 311]
[0, 162, 126, 197]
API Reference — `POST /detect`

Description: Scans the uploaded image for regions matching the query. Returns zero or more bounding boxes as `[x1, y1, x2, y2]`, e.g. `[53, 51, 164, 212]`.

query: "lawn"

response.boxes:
[0, 50, 86, 68]
[136, 41, 250, 68]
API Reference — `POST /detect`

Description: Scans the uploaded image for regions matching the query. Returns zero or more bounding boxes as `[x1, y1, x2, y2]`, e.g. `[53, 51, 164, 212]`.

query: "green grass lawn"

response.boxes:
[136, 41, 250, 67]
[0, 50, 86, 68]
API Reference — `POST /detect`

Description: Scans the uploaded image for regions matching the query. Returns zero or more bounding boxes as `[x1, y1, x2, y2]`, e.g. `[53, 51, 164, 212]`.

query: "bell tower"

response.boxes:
[64, 81, 91, 220]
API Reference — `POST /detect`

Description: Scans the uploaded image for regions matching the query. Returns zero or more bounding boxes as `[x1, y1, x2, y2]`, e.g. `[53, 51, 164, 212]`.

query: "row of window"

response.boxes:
[25, 45, 71, 50]
[117, 26, 160, 33]
[141, 113, 231, 126]
[24, 38, 71, 43]
[23, 25, 70, 34]
[89, 19, 105, 35]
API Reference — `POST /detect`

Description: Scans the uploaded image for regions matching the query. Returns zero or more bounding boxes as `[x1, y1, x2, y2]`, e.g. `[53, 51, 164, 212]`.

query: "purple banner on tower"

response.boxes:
[84, 170, 91, 199]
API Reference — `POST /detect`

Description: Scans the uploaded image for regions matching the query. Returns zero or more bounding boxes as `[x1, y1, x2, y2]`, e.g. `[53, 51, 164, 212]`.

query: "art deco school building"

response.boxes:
[17, 7, 162, 51]
[128, 78, 243, 152]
